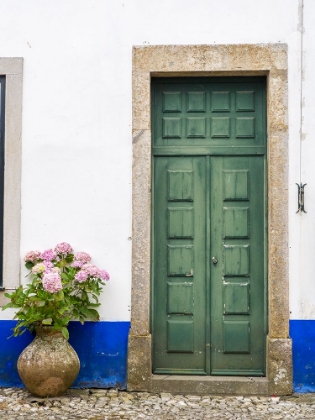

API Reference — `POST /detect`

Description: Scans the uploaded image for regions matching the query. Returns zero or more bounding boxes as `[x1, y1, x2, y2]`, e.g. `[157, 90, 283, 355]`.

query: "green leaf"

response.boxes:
[88, 302, 100, 308]
[54, 290, 64, 301]
[61, 327, 69, 340]
[65, 255, 74, 263]
[25, 261, 34, 270]
[42, 318, 53, 325]
[87, 308, 100, 320]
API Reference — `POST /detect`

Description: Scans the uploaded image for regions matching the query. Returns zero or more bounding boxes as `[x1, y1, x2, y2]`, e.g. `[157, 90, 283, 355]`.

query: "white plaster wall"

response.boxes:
[290, 0, 315, 319]
[0, 0, 304, 320]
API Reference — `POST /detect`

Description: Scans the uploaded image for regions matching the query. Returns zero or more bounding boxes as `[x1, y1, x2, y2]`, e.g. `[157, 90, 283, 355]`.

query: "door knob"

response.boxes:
[212, 257, 218, 265]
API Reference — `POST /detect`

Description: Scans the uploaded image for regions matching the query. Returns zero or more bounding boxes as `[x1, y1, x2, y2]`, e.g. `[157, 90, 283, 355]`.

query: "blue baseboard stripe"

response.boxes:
[5, 319, 314, 393]
[290, 320, 315, 393]
[0, 320, 130, 389]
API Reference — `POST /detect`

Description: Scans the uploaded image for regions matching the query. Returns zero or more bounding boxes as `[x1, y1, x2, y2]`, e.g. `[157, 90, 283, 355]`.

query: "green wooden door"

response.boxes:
[153, 156, 207, 374]
[152, 78, 267, 376]
[210, 156, 266, 375]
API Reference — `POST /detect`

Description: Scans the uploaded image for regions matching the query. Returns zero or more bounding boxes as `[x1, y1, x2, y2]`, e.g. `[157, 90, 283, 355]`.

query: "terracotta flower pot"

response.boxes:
[17, 326, 80, 397]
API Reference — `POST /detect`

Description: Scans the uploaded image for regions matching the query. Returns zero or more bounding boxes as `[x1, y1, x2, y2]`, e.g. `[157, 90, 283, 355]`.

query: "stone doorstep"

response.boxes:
[150, 375, 269, 396]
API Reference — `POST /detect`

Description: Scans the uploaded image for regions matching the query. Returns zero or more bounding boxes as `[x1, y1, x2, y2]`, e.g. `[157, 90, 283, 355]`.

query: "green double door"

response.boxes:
[152, 78, 267, 376]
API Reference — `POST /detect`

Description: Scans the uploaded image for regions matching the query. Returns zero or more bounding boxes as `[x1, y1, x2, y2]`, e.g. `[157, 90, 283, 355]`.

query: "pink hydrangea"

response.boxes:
[41, 249, 57, 261]
[42, 273, 62, 293]
[99, 270, 110, 281]
[24, 250, 41, 262]
[54, 242, 73, 255]
[32, 262, 46, 274]
[82, 264, 100, 277]
[32, 261, 54, 275]
[71, 261, 84, 268]
[74, 252, 91, 264]
[75, 270, 88, 283]
[44, 261, 54, 269]
[43, 261, 54, 274]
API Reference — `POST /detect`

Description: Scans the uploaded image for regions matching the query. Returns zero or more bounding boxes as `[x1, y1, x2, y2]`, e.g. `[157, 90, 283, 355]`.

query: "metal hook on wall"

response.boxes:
[296, 183, 307, 213]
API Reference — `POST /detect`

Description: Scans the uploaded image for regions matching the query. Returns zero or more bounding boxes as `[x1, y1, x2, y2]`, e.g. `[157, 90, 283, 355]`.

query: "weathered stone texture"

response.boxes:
[268, 337, 292, 395]
[127, 334, 152, 391]
[133, 44, 288, 73]
[151, 376, 268, 396]
[131, 129, 151, 337]
[132, 71, 150, 130]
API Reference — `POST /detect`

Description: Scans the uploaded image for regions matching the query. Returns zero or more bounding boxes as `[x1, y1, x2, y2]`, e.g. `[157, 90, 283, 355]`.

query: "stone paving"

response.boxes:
[1, 388, 315, 419]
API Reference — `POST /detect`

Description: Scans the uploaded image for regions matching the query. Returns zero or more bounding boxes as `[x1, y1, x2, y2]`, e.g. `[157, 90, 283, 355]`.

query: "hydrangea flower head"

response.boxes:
[24, 250, 41, 262]
[71, 261, 84, 268]
[74, 252, 91, 264]
[32, 263, 46, 275]
[99, 270, 110, 281]
[42, 272, 63, 293]
[44, 261, 54, 269]
[54, 242, 73, 255]
[75, 270, 88, 283]
[82, 264, 100, 277]
[41, 249, 57, 261]
[43, 261, 54, 274]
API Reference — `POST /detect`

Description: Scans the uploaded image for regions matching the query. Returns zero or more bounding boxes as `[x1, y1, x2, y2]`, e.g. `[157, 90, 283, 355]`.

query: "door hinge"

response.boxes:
[296, 183, 307, 213]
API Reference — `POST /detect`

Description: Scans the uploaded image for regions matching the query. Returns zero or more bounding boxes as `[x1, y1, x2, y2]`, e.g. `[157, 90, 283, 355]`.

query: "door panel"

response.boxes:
[210, 156, 265, 375]
[153, 78, 266, 149]
[153, 157, 207, 374]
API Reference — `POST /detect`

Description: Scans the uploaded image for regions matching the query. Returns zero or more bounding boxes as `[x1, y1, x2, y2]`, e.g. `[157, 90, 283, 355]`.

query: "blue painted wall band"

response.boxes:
[1, 319, 314, 392]
[290, 320, 315, 393]
[0, 321, 130, 389]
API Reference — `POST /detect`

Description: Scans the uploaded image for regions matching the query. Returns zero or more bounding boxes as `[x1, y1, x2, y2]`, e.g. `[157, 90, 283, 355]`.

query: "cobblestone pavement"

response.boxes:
[1, 388, 315, 419]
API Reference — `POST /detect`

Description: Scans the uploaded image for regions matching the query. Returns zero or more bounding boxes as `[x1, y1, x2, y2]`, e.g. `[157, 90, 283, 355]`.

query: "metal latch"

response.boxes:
[296, 183, 307, 213]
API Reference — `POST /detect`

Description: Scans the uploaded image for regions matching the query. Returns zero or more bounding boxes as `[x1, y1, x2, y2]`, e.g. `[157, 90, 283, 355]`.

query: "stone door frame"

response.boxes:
[128, 44, 291, 395]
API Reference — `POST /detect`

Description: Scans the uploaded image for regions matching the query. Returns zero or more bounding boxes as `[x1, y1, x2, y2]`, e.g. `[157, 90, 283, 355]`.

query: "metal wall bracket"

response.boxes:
[296, 183, 307, 213]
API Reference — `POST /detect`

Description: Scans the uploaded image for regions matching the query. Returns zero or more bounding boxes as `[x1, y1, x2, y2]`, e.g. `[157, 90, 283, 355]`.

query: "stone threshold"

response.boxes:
[150, 375, 269, 395]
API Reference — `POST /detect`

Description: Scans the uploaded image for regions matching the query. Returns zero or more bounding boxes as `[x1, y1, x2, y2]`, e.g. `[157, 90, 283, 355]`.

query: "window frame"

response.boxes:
[0, 76, 5, 290]
[0, 58, 23, 303]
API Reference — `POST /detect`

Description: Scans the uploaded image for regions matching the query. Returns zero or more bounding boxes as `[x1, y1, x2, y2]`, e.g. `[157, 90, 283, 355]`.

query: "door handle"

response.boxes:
[212, 257, 218, 265]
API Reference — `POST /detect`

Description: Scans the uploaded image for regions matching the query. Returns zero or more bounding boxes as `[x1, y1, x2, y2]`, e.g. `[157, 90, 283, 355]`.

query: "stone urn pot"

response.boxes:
[17, 326, 80, 397]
